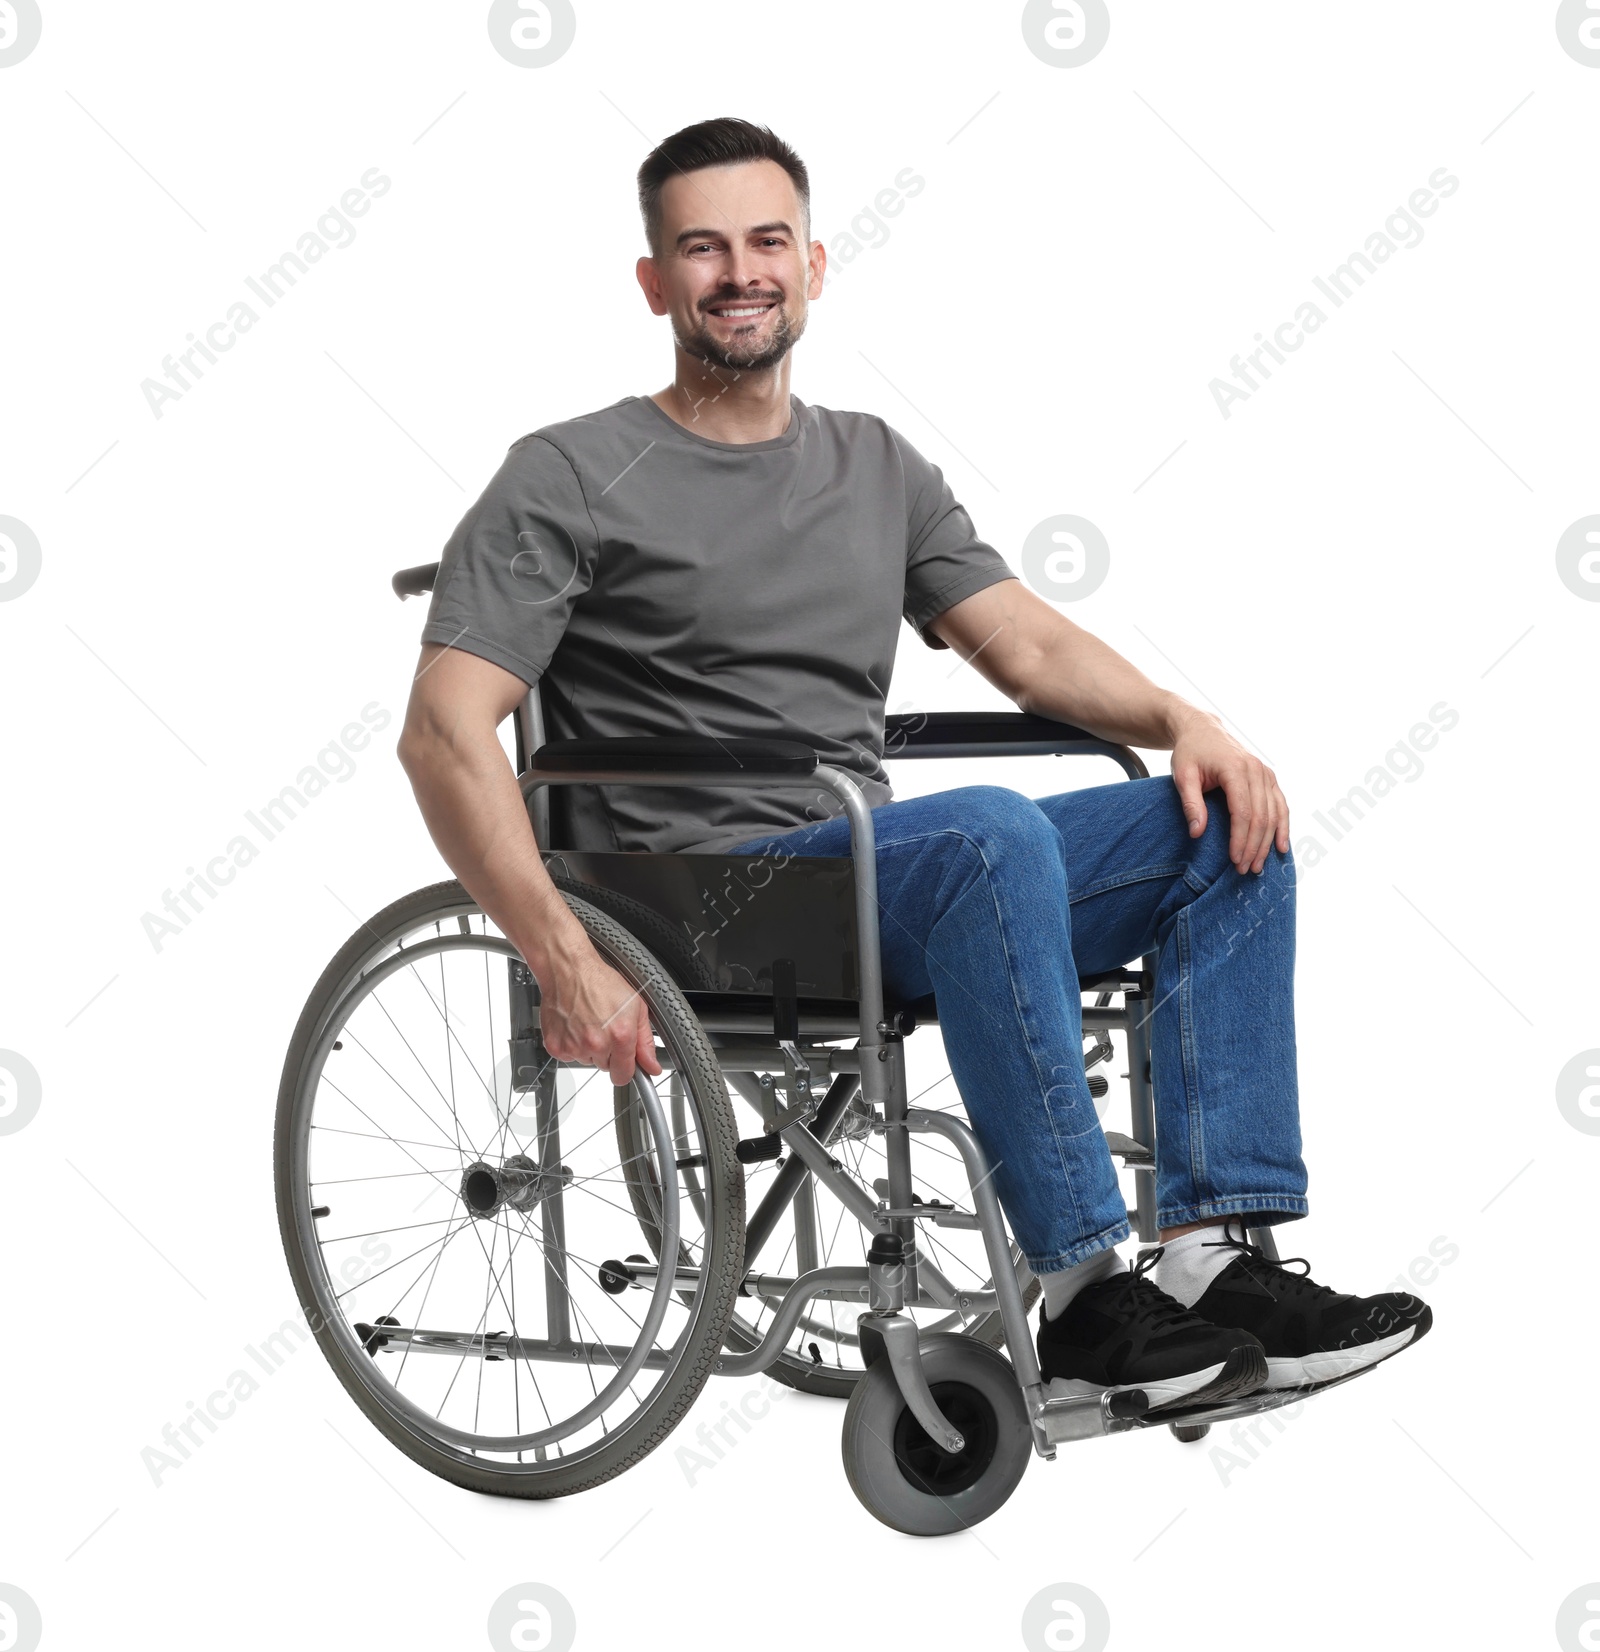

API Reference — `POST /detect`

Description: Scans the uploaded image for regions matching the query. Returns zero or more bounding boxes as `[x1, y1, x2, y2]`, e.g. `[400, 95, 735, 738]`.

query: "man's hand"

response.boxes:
[1169, 709, 1290, 875]
[926, 587, 1292, 876]
[537, 948, 662, 1087]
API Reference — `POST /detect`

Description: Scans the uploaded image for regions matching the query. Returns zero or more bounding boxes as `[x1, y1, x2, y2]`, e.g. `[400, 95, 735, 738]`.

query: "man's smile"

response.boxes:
[706, 300, 778, 322]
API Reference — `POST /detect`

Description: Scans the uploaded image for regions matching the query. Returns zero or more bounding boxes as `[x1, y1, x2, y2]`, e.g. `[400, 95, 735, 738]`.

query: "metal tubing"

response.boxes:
[776, 1120, 962, 1311]
[523, 766, 851, 793]
[534, 1064, 571, 1348]
[885, 735, 1149, 780]
[904, 1108, 1044, 1394]
[735, 1272, 996, 1314]
[1035, 1389, 1147, 1445]
[703, 1044, 862, 1076]
[777, 1122, 888, 1234]
[879, 1040, 919, 1300]
[617, 1264, 704, 1289]
[699, 1008, 1124, 1040]
[1124, 960, 1160, 1244]
[742, 1072, 862, 1262]
[740, 1270, 871, 1301]
[808, 765, 889, 1097]
[365, 1326, 675, 1371]
[697, 1010, 864, 1038]
[703, 1009, 1123, 1047]
[793, 1165, 819, 1276]
[712, 1266, 879, 1376]
[858, 1311, 965, 1454]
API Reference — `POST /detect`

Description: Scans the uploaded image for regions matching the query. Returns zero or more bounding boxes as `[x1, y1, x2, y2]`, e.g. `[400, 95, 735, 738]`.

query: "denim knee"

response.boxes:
[947, 785, 1066, 872]
[1178, 783, 1235, 888]
[900, 787, 1066, 925]
[1180, 782, 1296, 893]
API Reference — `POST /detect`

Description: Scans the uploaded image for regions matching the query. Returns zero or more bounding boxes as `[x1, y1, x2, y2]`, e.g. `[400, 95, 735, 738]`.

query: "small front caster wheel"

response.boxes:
[840, 1334, 1030, 1536]
[1170, 1423, 1210, 1443]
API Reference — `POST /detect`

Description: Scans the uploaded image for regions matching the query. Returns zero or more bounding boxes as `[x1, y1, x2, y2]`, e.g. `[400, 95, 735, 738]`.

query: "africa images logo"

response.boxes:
[0, 0, 43, 68]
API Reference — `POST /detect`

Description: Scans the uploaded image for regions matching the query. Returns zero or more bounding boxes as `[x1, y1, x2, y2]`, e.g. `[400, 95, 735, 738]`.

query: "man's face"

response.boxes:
[640, 158, 823, 375]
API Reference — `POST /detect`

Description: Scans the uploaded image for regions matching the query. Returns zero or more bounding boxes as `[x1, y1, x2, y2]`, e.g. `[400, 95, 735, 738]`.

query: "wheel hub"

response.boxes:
[891, 1380, 999, 1496]
[459, 1154, 570, 1219]
[835, 1095, 876, 1143]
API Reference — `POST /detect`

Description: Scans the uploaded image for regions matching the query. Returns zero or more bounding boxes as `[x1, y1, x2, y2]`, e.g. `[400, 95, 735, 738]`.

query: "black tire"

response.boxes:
[840, 1335, 1031, 1535]
[1170, 1423, 1211, 1443]
[274, 879, 745, 1499]
[543, 872, 720, 994]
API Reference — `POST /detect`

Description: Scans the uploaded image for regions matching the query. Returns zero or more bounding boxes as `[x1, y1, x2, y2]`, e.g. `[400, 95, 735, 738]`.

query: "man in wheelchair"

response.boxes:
[398, 117, 1431, 1424]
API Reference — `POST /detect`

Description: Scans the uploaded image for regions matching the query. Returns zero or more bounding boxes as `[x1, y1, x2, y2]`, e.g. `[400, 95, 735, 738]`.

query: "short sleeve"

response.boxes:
[892, 426, 1017, 651]
[419, 434, 600, 685]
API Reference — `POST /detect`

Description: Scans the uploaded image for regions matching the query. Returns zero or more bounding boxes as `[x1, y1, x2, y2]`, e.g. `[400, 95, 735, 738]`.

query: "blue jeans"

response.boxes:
[727, 778, 1308, 1273]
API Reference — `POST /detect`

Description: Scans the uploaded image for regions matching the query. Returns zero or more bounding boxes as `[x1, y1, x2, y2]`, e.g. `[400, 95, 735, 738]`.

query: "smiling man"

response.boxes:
[400, 117, 1431, 1416]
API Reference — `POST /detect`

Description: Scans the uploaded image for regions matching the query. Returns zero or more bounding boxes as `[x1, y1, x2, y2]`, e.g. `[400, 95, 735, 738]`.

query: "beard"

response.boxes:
[673, 300, 808, 375]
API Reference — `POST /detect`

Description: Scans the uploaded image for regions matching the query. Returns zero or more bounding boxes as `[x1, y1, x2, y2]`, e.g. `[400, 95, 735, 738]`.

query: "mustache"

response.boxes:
[700, 293, 784, 311]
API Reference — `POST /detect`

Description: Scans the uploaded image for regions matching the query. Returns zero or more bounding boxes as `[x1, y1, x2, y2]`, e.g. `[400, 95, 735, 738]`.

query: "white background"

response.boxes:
[2, 2, 1595, 1648]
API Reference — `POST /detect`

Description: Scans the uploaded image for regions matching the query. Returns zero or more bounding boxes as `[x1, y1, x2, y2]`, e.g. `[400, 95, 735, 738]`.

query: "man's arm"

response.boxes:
[926, 578, 1289, 877]
[396, 643, 660, 1084]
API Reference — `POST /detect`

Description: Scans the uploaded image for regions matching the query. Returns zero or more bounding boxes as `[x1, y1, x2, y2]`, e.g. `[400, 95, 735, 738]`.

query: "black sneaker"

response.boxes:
[1037, 1251, 1267, 1412]
[1187, 1228, 1433, 1390]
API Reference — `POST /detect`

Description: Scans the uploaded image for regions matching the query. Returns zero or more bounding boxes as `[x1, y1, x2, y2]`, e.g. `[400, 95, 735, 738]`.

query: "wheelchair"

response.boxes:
[272, 560, 1356, 1536]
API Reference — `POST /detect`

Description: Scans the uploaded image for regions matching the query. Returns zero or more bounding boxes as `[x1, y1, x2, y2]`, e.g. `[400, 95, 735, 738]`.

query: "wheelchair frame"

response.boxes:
[350, 557, 1389, 1529]
[505, 681, 1319, 1464]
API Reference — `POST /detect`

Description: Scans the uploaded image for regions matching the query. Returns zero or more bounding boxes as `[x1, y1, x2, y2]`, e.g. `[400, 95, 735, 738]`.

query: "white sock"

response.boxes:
[1155, 1218, 1247, 1307]
[1040, 1246, 1128, 1321]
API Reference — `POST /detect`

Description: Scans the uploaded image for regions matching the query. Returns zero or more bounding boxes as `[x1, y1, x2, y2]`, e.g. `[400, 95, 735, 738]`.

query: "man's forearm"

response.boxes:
[1010, 621, 1214, 751]
[397, 721, 589, 979]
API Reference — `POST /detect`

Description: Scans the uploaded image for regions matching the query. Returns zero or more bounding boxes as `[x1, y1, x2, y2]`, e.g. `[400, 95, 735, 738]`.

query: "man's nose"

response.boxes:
[716, 258, 771, 296]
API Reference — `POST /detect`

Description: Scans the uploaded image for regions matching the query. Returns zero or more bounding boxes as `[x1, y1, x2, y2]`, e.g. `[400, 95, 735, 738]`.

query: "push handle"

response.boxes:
[392, 562, 439, 600]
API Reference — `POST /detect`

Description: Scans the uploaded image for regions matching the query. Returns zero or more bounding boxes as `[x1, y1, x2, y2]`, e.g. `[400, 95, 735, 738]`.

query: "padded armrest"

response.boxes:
[532, 735, 819, 775]
[884, 710, 1098, 750]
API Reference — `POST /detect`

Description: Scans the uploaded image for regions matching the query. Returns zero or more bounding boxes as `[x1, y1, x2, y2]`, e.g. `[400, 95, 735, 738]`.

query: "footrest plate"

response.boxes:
[1102, 1130, 1152, 1166]
[1135, 1357, 1383, 1430]
[1035, 1356, 1383, 1448]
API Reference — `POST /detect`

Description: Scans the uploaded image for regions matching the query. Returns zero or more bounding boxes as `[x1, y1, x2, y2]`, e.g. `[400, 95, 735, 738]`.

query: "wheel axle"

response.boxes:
[459, 1154, 571, 1219]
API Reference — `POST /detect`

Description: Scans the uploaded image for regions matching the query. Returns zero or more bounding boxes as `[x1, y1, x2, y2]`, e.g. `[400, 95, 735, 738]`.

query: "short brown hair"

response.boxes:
[636, 117, 810, 259]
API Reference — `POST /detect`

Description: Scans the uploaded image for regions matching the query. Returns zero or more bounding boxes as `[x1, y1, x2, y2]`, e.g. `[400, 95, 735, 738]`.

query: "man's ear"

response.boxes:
[636, 255, 668, 317]
[807, 239, 826, 300]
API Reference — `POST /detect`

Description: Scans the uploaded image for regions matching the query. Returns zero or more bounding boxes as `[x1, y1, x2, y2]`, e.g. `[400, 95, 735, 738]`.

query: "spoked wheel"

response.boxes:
[840, 1335, 1031, 1536]
[715, 1059, 1043, 1398]
[274, 880, 744, 1498]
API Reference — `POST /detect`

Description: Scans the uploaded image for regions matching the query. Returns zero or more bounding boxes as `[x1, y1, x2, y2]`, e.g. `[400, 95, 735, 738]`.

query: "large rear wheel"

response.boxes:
[274, 880, 744, 1497]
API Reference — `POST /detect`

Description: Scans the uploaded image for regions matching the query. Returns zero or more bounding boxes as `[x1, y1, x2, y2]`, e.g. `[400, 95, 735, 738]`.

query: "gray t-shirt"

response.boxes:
[420, 392, 1016, 854]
